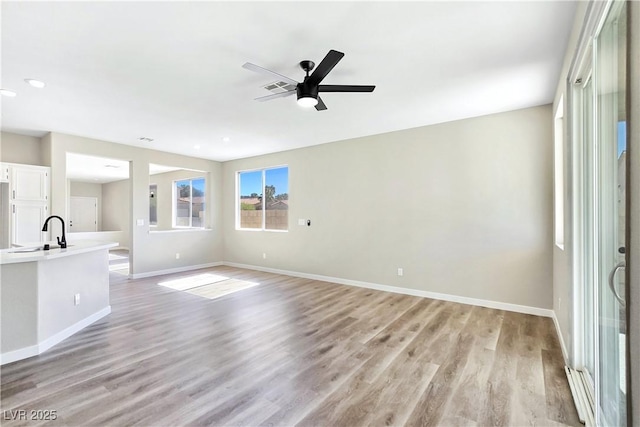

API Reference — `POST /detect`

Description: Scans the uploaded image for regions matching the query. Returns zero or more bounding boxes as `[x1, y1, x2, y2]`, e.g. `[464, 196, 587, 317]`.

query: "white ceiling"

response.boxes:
[66, 153, 186, 183]
[66, 152, 130, 183]
[1, 1, 577, 162]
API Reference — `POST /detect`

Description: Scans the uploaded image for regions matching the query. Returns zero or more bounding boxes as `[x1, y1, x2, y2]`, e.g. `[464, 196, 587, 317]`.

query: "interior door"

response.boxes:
[70, 196, 98, 232]
[594, 1, 627, 425]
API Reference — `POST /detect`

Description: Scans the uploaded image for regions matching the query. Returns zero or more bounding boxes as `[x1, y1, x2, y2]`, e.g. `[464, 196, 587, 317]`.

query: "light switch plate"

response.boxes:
[298, 219, 305, 226]
[136, 219, 144, 226]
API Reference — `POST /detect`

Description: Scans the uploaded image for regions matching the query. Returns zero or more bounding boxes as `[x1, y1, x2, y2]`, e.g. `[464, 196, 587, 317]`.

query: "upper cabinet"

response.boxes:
[0, 163, 9, 183]
[10, 164, 49, 202]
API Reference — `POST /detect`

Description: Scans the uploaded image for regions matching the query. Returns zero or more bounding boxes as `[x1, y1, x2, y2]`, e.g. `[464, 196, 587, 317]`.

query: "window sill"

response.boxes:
[149, 228, 212, 234]
[235, 228, 288, 233]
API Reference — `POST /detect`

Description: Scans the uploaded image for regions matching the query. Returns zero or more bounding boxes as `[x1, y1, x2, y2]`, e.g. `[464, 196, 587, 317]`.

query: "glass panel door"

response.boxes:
[594, 2, 627, 425]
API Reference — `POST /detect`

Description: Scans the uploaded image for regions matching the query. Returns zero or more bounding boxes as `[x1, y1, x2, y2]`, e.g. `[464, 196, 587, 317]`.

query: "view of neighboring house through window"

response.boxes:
[149, 184, 157, 226]
[238, 166, 288, 230]
[174, 178, 205, 228]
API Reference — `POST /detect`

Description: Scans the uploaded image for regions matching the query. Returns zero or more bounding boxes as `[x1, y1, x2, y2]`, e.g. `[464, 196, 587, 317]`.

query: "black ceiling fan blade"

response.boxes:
[318, 85, 376, 93]
[307, 50, 344, 86]
[242, 62, 298, 85]
[254, 91, 296, 102]
[315, 96, 327, 111]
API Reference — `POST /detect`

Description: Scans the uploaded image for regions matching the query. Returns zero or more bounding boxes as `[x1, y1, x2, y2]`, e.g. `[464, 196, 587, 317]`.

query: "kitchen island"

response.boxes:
[1, 240, 117, 364]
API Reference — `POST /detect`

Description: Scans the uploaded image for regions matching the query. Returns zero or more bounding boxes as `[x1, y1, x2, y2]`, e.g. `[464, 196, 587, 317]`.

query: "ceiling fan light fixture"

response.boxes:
[297, 96, 318, 108]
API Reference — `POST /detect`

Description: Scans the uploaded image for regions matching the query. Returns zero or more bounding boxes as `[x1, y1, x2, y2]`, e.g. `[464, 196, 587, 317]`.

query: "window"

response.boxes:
[237, 166, 288, 231]
[149, 184, 157, 226]
[173, 177, 205, 228]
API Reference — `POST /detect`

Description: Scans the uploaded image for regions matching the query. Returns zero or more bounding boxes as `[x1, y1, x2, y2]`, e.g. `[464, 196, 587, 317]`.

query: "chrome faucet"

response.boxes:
[42, 215, 67, 249]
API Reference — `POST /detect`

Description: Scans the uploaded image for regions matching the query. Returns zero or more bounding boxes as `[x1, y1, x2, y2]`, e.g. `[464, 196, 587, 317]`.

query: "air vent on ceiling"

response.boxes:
[263, 81, 297, 94]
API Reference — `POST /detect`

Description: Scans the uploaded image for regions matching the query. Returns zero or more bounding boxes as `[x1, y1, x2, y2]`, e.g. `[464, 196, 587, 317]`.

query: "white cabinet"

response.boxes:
[11, 165, 48, 202]
[11, 203, 48, 245]
[0, 163, 9, 183]
[3, 163, 50, 247]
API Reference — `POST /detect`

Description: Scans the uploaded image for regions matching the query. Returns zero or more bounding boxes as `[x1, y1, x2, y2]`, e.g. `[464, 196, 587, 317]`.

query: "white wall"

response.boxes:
[551, 2, 589, 362]
[69, 181, 103, 230]
[628, 1, 639, 420]
[46, 132, 223, 276]
[0, 132, 44, 166]
[222, 105, 554, 310]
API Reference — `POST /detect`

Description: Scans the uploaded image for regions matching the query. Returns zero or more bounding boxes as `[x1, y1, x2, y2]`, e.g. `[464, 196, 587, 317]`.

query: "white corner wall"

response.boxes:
[551, 1, 590, 363]
[222, 105, 554, 310]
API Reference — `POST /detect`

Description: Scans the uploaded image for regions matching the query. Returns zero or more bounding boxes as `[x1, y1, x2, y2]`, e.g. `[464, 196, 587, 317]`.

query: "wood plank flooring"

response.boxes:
[0, 266, 580, 426]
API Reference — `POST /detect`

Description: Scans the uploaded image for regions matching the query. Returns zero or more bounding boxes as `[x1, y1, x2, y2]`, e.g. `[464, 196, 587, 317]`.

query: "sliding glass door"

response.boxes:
[594, 2, 627, 424]
[574, 1, 627, 425]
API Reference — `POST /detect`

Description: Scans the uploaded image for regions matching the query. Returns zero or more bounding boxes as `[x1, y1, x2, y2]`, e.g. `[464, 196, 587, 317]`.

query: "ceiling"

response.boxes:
[1, 1, 577, 162]
[67, 153, 182, 183]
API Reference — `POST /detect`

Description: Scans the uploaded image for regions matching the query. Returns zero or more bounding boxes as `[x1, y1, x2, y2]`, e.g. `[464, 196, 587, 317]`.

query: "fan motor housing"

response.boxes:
[296, 82, 318, 101]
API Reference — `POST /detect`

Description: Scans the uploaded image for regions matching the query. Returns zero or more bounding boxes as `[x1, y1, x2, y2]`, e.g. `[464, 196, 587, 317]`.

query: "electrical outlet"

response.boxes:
[397, 268, 404, 277]
[74, 293, 80, 306]
[263, 253, 267, 259]
[175, 253, 180, 259]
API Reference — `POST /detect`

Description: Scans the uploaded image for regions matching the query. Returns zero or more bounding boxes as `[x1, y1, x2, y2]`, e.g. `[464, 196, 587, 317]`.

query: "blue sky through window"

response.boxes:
[618, 121, 626, 158]
[240, 167, 288, 197]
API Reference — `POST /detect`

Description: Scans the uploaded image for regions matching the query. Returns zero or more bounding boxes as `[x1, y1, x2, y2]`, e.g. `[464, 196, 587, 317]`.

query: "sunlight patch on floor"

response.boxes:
[158, 273, 260, 300]
[184, 279, 260, 300]
[159, 273, 229, 291]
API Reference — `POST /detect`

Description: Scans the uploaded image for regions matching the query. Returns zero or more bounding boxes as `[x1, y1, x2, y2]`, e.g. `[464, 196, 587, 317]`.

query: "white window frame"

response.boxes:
[554, 96, 565, 249]
[149, 183, 158, 228]
[172, 177, 205, 229]
[236, 165, 288, 232]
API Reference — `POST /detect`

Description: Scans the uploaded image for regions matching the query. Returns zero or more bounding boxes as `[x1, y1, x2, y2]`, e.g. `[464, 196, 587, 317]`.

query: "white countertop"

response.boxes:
[0, 240, 118, 265]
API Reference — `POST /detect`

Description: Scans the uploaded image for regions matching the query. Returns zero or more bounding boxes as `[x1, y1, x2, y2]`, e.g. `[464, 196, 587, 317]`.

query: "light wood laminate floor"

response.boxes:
[1, 266, 580, 426]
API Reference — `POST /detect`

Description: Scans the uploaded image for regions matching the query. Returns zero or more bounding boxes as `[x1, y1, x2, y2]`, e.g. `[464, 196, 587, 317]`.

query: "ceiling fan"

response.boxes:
[242, 49, 375, 111]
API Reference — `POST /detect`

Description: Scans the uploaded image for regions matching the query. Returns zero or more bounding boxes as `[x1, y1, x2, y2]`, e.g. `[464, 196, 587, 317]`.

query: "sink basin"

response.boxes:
[8, 247, 42, 253]
[8, 245, 74, 253]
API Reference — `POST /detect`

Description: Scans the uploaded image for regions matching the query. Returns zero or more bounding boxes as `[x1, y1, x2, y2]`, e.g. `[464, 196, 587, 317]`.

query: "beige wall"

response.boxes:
[102, 179, 130, 247]
[222, 105, 554, 309]
[69, 181, 103, 231]
[0, 132, 44, 166]
[45, 132, 223, 276]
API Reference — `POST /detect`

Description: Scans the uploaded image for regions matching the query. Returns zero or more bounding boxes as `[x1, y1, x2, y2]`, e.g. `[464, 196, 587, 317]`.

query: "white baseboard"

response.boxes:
[552, 311, 570, 362]
[1, 306, 111, 365]
[130, 262, 223, 279]
[0, 344, 39, 366]
[222, 262, 555, 318]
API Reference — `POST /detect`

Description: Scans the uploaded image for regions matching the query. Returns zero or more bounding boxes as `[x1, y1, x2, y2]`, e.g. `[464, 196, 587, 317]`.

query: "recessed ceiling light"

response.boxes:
[24, 79, 46, 88]
[194, 145, 201, 150]
[138, 137, 154, 142]
[0, 89, 17, 97]
[222, 137, 230, 143]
